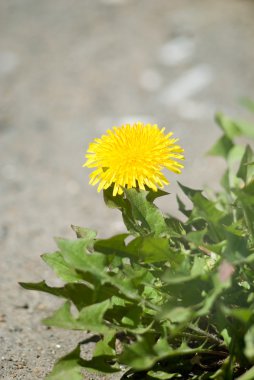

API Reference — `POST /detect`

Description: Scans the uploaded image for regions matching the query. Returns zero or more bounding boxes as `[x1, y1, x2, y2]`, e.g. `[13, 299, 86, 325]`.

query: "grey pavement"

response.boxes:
[1, 1, 254, 379]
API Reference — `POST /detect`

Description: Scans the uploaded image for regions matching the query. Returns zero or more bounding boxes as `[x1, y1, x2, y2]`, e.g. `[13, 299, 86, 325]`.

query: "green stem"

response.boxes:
[189, 323, 226, 347]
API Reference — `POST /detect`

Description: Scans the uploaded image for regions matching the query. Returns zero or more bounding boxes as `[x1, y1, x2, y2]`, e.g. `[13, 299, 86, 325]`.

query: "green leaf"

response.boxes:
[196, 274, 230, 317]
[19, 281, 94, 310]
[42, 252, 84, 282]
[121, 306, 143, 328]
[147, 370, 179, 379]
[103, 185, 126, 209]
[119, 338, 199, 371]
[176, 195, 191, 218]
[237, 145, 254, 184]
[240, 97, 254, 113]
[209, 356, 234, 380]
[80, 355, 120, 374]
[236, 366, 254, 380]
[234, 120, 254, 138]
[224, 231, 249, 261]
[94, 234, 129, 257]
[124, 188, 169, 237]
[55, 238, 108, 281]
[223, 307, 253, 324]
[165, 216, 185, 238]
[235, 187, 254, 241]
[227, 144, 246, 165]
[215, 111, 254, 139]
[208, 134, 234, 158]
[159, 306, 193, 323]
[245, 326, 254, 363]
[93, 331, 116, 357]
[186, 229, 207, 246]
[215, 113, 243, 139]
[19, 280, 66, 297]
[146, 188, 170, 203]
[71, 225, 97, 240]
[178, 182, 202, 201]
[126, 236, 175, 264]
[43, 301, 77, 329]
[43, 300, 113, 334]
[191, 192, 225, 224]
[45, 344, 83, 380]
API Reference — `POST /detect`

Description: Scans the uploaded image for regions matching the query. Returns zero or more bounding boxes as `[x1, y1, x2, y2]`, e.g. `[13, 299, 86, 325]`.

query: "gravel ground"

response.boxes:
[1, 0, 254, 379]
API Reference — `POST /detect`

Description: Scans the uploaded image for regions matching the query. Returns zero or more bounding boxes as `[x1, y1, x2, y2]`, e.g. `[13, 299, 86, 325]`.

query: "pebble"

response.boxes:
[159, 64, 213, 105]
[158, 36, 195, 66]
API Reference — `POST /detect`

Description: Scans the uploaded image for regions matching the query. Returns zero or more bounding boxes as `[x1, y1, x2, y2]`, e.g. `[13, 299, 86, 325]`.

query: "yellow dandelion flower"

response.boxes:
[83, 122, 184, 196]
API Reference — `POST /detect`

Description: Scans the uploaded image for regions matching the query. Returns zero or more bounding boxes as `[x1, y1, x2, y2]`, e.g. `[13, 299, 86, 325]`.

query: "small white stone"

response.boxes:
[159, 65, 213, 106]
[158, 37, 195, 66]
[56, 344, 61, 348]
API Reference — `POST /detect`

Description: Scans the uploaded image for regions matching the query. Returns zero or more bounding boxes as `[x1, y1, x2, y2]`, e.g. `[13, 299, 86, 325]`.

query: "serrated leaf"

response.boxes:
[71, 225, 97, 240]
[43, 301, 77, 329]
[124, 188, 169, 237]
[224, 231, 249, 260]
[146, 188, 170, 203]
[19, 281, 94, 310]
[94, 234, 129, 257]
[227, 144, 245, 165]
[126, 236, 175, 264]
[235, 189, 254, 241]
[208, 134, 234, 158]
[186, 229, 207, 246]
[176, 195, 191, 218]
[42, 252, 84, 282]
[245, 326, 254, 363]
[159, 306, 193, 323]
[121, 305, 143, 328]
[220, 169, 232, 191]
[45, 344, 83, 380]
[215, 113, 242, 139]
[240, 97, 254, 112]
[237, 145, 254, 184]
[93, 332, 115, 357]
[209, 356, 233, 380]
[147, 370, 179, 379]
[236, 366, 254, 380]
[191, 193, 225, 224]
[43, 300, 113, 334]
[178, 182, 202, 201]
[119, 338, 198, 371]
[55, 238, 108, 281]
[103, 185, 126, 209]
[80, 355, 120, 374]
[165, 216, 185, 238]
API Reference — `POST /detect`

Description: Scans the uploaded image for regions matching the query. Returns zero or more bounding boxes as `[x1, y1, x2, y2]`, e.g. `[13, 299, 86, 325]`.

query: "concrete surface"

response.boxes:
[1, 0, 254, 378]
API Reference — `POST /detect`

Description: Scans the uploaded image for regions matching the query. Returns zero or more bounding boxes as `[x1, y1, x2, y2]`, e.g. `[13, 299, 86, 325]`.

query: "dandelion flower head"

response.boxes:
[84, 122, 184, 196]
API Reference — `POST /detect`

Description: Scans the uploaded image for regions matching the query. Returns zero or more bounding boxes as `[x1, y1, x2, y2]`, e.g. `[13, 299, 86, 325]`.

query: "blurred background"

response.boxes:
[1, 1, 254, 379]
